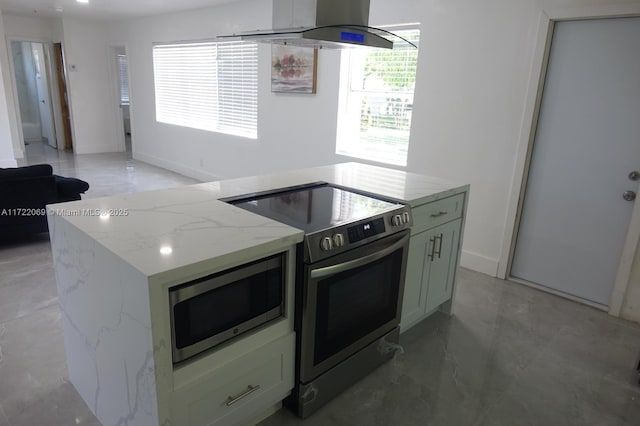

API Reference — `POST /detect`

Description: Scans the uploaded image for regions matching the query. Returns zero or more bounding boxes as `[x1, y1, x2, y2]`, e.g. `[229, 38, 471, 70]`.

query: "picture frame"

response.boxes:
[271, 45, 318, 94]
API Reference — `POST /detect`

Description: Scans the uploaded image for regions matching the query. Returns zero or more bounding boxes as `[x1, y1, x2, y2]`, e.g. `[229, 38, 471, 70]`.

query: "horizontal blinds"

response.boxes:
[217, 41, 258, 139]
[152, 41, 258, 139]
[153, 43, 219, 132]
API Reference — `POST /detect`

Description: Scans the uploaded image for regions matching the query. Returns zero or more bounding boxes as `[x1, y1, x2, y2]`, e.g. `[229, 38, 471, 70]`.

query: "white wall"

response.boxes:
[0, 10, 18, 166]
[2, 13, 53, 40]
[62, 17, 121, 154]
[105, 0, 639, 322]
[108, 0, 541, 270]
[107, 0, 342, 182]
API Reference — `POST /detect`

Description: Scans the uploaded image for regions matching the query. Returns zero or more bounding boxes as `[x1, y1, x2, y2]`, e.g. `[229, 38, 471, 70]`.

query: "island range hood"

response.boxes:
[218, 0, 412, 49]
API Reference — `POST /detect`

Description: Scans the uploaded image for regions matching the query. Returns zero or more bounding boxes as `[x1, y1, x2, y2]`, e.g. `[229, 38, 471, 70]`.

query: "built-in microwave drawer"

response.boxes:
[411, 193, 465, 234]
[170, 253, 286, 364]
[171, 333, 295, 426]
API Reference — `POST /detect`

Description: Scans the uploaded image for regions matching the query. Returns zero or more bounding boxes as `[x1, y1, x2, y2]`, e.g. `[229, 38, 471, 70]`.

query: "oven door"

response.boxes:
[300, 230, 410, 383]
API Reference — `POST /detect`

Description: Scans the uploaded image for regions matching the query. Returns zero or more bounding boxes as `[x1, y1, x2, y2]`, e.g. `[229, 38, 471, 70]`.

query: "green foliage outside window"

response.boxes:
[358, 30, 420, 133]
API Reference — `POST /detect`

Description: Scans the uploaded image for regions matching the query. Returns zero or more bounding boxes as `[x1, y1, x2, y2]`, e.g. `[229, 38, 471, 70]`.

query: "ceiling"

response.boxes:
[0, 0, 242, 20]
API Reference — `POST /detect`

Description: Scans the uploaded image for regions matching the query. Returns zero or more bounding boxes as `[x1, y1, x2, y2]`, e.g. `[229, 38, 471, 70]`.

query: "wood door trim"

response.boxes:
[53, 43, 72, 151]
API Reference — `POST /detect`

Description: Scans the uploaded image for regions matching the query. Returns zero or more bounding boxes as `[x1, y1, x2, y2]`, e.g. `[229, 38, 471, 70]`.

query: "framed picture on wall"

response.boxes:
[271, 45, 318, 94]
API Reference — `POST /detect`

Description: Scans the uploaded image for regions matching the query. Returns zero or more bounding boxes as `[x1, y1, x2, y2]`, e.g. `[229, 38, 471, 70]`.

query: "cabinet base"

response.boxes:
[285, 327, 400, 418]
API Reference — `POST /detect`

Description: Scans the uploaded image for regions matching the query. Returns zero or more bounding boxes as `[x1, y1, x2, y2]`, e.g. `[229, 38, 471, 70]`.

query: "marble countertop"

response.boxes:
[48, 162, 467, 279]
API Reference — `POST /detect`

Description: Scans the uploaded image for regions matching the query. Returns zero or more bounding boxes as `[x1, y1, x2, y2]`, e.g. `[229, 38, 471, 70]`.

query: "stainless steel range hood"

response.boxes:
[218, 0, 410, 50]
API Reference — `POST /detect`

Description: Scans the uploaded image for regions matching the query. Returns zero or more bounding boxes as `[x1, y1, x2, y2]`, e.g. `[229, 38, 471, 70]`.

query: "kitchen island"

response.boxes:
[48, 162, 469, 426]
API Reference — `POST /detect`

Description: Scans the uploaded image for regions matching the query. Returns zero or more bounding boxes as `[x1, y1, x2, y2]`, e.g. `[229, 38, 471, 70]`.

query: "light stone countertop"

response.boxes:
[47, 162, 467, 279]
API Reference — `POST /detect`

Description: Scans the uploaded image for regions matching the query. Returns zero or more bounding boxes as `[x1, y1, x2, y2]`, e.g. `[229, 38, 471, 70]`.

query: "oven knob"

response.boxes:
[320, 236, 333, 251]
[391, 214, 403, 227]
[403, 212, 410, 224]
[333, 233, 345, 247]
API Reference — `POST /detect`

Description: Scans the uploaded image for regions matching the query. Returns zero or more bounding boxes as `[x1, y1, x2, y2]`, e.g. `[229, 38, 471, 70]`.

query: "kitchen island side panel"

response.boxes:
[48, 214, 159, 426]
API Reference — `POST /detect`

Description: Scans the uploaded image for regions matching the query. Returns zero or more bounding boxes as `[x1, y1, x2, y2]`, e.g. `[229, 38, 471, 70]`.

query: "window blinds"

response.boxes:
[152, 41, 258, 139]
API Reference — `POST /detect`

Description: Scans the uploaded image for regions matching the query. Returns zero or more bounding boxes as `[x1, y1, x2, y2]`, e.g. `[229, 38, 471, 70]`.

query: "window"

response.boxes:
[152, 41, 258, 139]
[117, 54, 129, 105]
[336, 29, 420, 166]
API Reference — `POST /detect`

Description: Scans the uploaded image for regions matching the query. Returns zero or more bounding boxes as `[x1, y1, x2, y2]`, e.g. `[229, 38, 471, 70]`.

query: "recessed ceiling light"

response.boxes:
[76, 0, 89, 4]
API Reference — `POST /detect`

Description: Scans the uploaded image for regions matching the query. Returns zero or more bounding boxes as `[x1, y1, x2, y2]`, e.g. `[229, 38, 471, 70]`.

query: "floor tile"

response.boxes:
[6, 381, 101, 426]
[0, 235, 58, 323]
[475, 348, 640, 426]
[0, 405, 9, 426]
[0, 305, 71, 420]
[5, 148, 640, 426]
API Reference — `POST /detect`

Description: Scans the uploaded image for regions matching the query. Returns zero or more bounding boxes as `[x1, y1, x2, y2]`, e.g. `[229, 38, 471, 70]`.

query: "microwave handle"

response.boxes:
[310, 234, 408, 279]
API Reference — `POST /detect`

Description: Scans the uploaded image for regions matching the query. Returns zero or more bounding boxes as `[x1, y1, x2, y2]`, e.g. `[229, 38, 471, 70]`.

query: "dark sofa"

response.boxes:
[0, 164, 89, 238]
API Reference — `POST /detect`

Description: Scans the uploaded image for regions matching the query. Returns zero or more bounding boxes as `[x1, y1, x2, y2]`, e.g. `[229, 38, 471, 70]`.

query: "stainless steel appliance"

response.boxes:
[169, 253, 285, 364]
[218, 0, 417, 50]
[227, 183, 412, 417]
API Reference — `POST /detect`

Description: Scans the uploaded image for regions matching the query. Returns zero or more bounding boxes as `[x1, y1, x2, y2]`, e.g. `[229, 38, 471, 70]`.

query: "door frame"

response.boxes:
[108, 43, 132, 153]
[52, 42, 73, 151]
[499, 4, 640, 316]
[6, 37, 63, 155]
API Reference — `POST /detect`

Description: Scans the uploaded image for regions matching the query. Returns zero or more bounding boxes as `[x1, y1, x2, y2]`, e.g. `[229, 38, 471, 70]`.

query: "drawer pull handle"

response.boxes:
[226, 385, 261, 407]
[430, 211, 448, 218]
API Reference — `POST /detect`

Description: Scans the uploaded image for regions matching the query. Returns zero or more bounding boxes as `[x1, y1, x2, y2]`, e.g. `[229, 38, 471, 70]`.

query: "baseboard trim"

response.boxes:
[460, 250, 499, 277]
[74, 146, 123, 155]
[509, 276, 608, 312]
[134, 151, 223, 183]
[0, 158, 18, 168]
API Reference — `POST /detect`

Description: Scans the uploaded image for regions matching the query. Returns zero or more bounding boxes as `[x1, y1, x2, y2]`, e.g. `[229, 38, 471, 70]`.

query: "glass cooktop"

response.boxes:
[230, 183, 401, 234]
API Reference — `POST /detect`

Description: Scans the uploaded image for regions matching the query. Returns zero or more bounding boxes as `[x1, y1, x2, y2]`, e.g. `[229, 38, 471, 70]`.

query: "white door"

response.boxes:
[511, 17, 640, 306]
[32, 43, 57, 148]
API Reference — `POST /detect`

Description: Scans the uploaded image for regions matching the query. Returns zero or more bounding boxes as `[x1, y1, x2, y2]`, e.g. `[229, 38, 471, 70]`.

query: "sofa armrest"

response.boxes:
[54, 175, 90, 201]
[0, 176, 58, 209]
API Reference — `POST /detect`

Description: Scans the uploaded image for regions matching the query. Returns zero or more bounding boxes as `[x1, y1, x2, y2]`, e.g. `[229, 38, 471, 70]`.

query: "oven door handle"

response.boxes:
[310, 235, 408, 279]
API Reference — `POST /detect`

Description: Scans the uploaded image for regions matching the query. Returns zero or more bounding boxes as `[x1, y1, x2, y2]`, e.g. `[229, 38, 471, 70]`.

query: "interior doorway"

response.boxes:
[10, 40, 58, 158]
[509, 17, 640, 309]
[111, 45, 131, 154]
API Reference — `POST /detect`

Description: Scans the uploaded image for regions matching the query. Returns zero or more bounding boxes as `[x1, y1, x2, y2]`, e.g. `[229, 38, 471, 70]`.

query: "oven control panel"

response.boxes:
[348, 217, 386, 244]
[307, 206, 413, 262]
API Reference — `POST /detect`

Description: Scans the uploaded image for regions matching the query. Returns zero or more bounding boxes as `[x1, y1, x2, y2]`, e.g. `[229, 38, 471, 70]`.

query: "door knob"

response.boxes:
[629, 171, 640, 181]
[623, 191, 636, 201]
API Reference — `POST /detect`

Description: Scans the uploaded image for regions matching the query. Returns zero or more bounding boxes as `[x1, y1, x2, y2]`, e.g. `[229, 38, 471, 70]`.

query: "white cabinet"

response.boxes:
[171, 333, 295, 426]
[401, 193, 466, 332]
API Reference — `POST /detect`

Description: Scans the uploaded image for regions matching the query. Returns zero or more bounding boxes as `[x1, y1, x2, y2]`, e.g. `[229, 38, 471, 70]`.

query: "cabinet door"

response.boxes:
[425, 219, 461, 313]
[400, 231, 433, 330]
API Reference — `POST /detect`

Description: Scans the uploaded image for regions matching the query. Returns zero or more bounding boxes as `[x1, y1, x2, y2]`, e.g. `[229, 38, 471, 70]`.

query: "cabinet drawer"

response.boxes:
[172, 333, 294, 426]
[411, 193, 465, 234]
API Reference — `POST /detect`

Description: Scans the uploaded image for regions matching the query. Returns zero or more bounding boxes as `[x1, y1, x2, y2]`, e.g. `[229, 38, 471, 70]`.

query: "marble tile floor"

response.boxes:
[16, 140, 197, 199]
[2, 150, 640, 425]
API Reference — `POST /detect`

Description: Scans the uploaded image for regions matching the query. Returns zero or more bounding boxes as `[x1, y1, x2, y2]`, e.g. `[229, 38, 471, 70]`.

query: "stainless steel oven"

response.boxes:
[226, 183, 412, 417]
[300, 230, 409, 382]
[169, 253, 285, 364]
